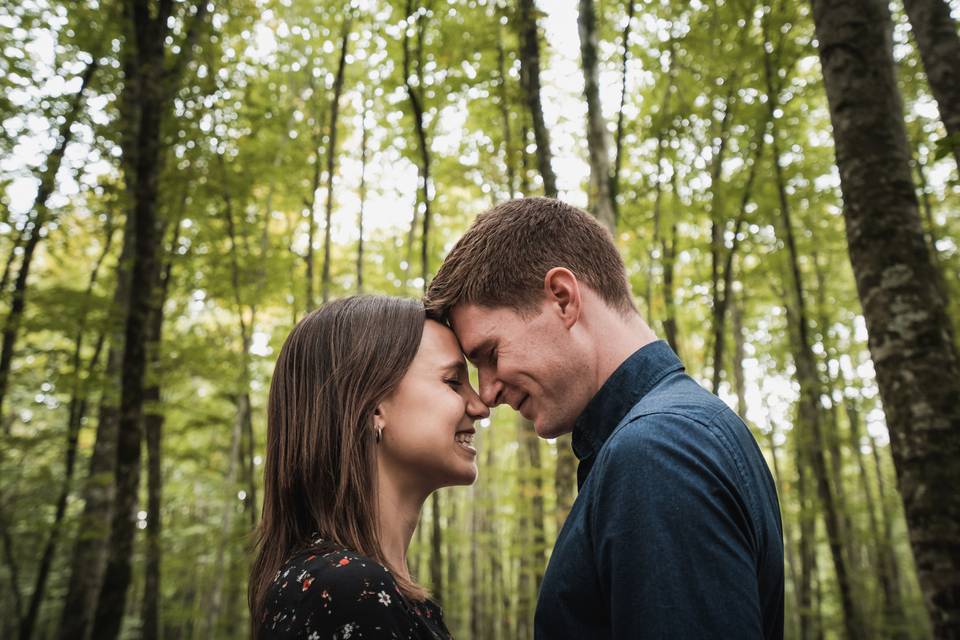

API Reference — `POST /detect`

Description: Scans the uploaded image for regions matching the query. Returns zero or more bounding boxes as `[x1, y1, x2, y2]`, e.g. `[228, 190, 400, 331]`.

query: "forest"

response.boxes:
[1, 0, 958, 638]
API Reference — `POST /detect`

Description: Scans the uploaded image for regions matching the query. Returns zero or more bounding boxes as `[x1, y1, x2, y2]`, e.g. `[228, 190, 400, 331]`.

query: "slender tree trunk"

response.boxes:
[517, 0, 557, 197]
[202, 398, 245, 637]
[0, 486, 24, 631]
[845, 399, 908, 638]
[657, 165, 681, 354]
[811, 0, 960, 634]
[430, 492, 443, 603]
[18, 218, 113, 640]
[321, 14, 352, 304]
[0, 59, 97, 423]
[707, 81, 738, 393]
[766, 418, 801, 639]
[765, 9, 865, 637]
[610, 0, 634, 224]
[710, 124, 766, 394]
[577, 0, 616, 230]
[403, 0, 434, 290]
[520, 417, 546, 594]
[902, 0, 960, 171]
[496, 17, 517, 200]
[357, 91, 369, 293]
[57, 210, 136, 640]
[140, 218, 181, 640]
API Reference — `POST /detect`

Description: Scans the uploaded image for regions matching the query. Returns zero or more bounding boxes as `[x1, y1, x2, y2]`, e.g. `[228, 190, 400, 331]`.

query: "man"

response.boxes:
[424, 197, 783, 639]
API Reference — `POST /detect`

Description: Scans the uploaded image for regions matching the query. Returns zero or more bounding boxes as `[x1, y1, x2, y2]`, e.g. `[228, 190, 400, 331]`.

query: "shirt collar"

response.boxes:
[571, 340, 684, 464]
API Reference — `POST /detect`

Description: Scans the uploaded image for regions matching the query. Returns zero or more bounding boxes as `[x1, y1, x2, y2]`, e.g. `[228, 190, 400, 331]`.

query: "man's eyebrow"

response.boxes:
[464, 339, 494, 362]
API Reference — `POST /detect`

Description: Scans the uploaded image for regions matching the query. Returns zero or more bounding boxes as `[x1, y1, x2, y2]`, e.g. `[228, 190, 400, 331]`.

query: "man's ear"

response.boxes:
[543, 267, 581, 329]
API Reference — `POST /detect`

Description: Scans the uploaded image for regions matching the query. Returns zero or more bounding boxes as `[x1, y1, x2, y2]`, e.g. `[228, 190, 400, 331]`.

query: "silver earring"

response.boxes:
[376, 424, 383, 443]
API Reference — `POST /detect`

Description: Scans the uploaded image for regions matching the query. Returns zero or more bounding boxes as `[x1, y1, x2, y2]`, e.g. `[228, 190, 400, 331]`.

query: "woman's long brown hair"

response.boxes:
[249, 295, 428, 631]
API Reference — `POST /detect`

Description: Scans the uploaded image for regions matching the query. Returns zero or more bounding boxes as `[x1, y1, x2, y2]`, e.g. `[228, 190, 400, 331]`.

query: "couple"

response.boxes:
[249, 198, 784, 639]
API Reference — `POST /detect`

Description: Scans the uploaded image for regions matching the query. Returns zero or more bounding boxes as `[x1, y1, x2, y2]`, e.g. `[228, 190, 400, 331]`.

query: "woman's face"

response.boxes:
[377, 320, 489, 492]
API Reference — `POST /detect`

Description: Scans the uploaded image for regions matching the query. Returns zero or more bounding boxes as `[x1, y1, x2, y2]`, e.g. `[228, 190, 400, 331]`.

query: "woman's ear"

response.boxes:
[543, 267, 581, 329]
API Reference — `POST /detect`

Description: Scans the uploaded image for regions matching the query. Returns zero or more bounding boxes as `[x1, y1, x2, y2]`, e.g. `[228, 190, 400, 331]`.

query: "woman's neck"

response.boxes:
[375, 465, 428, 582]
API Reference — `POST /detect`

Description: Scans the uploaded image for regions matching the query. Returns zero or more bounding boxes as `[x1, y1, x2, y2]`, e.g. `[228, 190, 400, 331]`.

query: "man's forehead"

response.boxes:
[448, 304, 505, 350]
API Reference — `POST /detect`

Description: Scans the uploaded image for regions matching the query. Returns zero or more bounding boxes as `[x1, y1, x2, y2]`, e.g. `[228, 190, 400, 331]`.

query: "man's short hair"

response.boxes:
[424, 197, 636, 322]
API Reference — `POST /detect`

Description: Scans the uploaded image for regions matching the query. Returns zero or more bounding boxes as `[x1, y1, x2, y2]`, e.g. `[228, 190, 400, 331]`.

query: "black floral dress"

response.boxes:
[258, 537, 452, 640]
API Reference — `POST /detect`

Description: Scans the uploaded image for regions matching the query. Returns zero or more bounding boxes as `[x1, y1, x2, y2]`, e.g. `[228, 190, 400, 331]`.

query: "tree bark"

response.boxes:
[577, 0, 615, 230]
[496, 15, 517, 200]
[517, 0, 557, 197]
[810, 0, 960, 634]
[902, 0, 960, 171]
[321, 14, 352, 303]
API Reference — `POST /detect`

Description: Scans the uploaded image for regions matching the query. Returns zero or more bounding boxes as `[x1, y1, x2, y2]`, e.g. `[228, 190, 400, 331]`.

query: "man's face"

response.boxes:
[449, 302, 593, 439]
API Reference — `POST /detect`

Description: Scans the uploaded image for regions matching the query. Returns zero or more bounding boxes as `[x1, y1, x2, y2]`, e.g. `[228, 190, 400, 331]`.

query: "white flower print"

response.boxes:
[307, 632, 319, 640]
[377, 590, 391, 606]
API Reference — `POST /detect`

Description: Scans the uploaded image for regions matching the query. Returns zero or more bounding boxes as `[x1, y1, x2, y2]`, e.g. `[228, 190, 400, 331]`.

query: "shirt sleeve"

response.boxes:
[260, 549, 419, 639]
[589, 412, 766, 639]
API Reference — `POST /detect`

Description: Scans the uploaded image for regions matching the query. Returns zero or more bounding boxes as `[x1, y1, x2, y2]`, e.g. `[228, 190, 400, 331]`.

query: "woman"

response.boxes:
[249, 295, 488, 639]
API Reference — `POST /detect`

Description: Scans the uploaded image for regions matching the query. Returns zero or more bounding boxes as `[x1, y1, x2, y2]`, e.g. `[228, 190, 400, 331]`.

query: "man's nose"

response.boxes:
[478, 370, 503, 408]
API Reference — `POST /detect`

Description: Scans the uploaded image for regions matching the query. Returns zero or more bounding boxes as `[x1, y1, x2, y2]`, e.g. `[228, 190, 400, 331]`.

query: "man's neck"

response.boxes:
[590, 310, 658, 395]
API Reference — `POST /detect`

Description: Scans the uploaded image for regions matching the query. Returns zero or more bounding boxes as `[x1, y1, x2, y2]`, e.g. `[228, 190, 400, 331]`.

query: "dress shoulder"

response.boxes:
[259, 540, 448, 640]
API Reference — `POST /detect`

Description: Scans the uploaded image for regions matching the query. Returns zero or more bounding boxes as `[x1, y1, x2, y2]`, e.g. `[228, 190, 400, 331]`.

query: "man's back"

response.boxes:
[535, 341, 784, 639]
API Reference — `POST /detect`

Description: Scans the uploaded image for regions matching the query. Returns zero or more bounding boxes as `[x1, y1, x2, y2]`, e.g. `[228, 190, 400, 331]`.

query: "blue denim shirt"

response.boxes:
[535, 341, 784, 639]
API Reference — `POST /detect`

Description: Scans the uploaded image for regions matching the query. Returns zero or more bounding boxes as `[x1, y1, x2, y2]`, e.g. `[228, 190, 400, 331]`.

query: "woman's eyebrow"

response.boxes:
[441, 360, 467, 377]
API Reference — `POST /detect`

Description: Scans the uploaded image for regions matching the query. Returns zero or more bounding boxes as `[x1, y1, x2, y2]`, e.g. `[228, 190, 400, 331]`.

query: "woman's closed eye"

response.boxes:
[443, 377, 462, 388]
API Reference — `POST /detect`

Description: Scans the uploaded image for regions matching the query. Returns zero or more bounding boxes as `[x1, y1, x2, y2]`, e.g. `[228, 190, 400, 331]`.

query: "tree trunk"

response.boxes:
[764, 9, 865, 637]
[57, 212, 136, 640]
[610, 0, 634, 224]
[403, 0, 434, 291]
[496, 16, 517, 200]
[140, 218, 181, 640]
[811, 0, 960, 634]
[902, 0, 960, 171]
[517, 0, 557, 197]
[91, 3, 209, 638]
[430, 492, 443, 603]
[710, 123, 766, 394]
[845, 399, 908, 638]
[0, 59, 97, 423]
[18, 216, 113, 640]
[357, 90, 369, 293]
[577, 0, 615, 230]
[321, 14, 352, 304]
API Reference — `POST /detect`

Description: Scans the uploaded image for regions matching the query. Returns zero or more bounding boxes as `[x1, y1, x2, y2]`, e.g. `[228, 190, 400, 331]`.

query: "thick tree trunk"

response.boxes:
[517, 0, 557, 197]
[811, 0, 960, 634]
[902, 0, 960, 170]
[321, 15, 351, 304]
[91, 3, 209, 638]
[0, 59, 97, 423]
[577, 0, 615, 230]
[18, 218, 113, 640]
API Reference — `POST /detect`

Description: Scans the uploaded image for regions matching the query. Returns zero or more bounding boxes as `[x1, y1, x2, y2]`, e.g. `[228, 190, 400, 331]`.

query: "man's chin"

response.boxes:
[533, 417, 573, 440]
